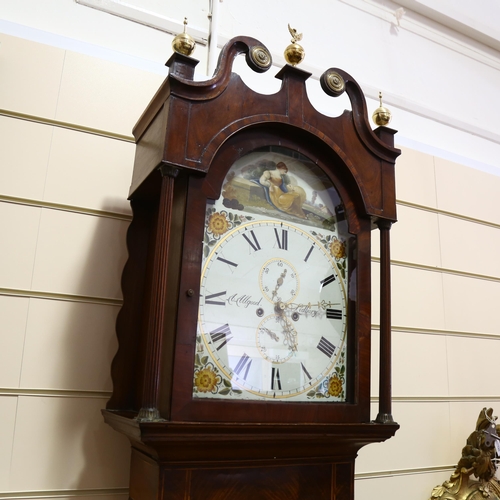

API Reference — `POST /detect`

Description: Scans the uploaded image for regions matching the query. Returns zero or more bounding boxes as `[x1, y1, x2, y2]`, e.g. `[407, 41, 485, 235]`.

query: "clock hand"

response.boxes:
[284, 300, 340, 311]
[260, 326, 279, 342]
[278, 317, 298, 351]
[271, 268, 287, 301]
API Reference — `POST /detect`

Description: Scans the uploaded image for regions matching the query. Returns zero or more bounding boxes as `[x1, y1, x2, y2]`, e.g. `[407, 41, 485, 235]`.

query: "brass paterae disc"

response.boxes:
[250, 46, 272, 70]
[172, 18, 196, 57]
[322, 70, 345, 97]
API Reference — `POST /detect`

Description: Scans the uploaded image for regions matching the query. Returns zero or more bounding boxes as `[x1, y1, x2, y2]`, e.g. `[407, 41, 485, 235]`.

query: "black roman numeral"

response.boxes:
[326, 308, 343, 320]
[234, 353, 252, 380]
[317, 336, 336, 358]
[216, 256, 238, 268]
[271, 367, 282, 390]
[209, 324, 232, 350]
[242, 230, 261, 252]
[300, 362, 312, 381]
[274, 228, 288, 250]
[304, 245, 314, 262]
[320, 274, 336, 287]
[205, 291, 226, 306]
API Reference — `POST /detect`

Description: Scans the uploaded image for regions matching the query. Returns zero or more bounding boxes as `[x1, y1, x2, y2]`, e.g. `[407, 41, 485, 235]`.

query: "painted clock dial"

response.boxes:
[193, 147, 350, 403]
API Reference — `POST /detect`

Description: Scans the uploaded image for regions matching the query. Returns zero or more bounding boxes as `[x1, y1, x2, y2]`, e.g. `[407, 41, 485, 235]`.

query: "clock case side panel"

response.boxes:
[107, 199, 155, 410]
[107, 168, 190, 415]
[169, 126, 373, 424]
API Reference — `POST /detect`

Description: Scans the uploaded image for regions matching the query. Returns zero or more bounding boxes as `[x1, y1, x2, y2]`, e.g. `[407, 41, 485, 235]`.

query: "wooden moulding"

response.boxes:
[103, 409, 398, 465]
[105, 36, 400, 499]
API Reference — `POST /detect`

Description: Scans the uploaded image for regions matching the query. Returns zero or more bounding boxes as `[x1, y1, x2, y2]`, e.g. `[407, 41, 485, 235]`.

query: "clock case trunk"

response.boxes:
[103, 36, 400, 499]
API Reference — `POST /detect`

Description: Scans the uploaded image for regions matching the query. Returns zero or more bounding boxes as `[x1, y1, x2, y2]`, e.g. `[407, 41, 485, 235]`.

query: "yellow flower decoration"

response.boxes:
[329, 237, 345, 260]
[328, 375, 343, 397]
[208, 212, 230, 236]
[194, 367, 220, 393]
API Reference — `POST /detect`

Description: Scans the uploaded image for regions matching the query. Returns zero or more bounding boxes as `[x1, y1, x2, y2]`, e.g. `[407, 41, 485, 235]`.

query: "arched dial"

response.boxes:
[197, 220, 347, 401]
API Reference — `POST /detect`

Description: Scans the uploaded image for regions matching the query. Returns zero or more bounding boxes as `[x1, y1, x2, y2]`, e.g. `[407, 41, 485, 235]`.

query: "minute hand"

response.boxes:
[284, 300, 340, 310]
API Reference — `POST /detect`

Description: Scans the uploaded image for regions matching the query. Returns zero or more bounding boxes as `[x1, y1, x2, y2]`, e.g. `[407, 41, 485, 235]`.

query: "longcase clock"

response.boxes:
[103, 36, 400, 499]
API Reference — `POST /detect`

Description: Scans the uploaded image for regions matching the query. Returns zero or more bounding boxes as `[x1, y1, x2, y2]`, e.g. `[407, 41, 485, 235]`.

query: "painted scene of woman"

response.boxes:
[220, 150, 339, 230]
[258, 162, 307, 218]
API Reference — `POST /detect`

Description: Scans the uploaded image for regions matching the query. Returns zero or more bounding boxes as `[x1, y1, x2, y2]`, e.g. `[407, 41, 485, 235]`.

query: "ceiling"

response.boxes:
[396, 0, 500, 52]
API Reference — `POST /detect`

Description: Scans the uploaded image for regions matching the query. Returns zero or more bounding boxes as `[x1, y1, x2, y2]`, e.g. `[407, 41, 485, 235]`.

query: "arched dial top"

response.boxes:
[192, 146, 351, 403]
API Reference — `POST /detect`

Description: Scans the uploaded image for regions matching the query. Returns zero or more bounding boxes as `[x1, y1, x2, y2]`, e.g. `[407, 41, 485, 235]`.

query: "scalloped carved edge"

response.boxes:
[107, 201, 151, 410]
[320, 67, 399, 162]
[168, 36, 273, 101]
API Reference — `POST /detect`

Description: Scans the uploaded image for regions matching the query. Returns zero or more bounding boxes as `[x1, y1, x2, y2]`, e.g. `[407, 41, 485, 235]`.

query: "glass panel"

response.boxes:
[193, 147, 350, 403]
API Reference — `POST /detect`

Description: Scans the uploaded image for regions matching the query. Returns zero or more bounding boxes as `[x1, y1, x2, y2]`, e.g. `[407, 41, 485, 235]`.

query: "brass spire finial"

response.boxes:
[172, 17, 196, 56]
[372, 92, 392, 126]
[284, 24, 305, 66]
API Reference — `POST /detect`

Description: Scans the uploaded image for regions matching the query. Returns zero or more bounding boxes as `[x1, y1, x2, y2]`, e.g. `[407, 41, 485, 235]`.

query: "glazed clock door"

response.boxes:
[192, 147, 352, 405]
[102, 36, 400, 500]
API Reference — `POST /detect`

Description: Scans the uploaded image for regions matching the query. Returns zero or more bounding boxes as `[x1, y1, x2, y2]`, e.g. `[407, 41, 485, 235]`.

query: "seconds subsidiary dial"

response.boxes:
[194, 220, 347, 402]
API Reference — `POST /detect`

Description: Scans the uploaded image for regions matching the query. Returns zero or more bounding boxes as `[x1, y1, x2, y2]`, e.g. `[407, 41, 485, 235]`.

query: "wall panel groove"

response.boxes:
[0, 488, 128, 499]
[0, 287, 122, 306]
[396, 200, 500, 229]
[373, 325, 500, 341]
[355, 464, 454, 480]
[0, 389, 111, 399]
[374, 257, 500, 284]
[0, 196, 132, 222]
[0, 109, 134, 143]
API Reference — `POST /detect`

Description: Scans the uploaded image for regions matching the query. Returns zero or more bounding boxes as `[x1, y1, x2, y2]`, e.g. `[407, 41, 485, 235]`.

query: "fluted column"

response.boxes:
[137, 165, 178, 422]
[375, 219, 395, 424]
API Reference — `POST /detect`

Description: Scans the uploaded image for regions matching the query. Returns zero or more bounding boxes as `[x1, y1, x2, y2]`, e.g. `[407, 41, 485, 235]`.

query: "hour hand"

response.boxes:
[260, 326, 279, 342]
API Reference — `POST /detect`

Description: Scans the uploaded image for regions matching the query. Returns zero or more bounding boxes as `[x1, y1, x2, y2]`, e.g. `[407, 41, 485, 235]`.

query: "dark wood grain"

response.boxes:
[105, 34, 401, 499]
[107, 200, 153, 410]
[375, 219, 395, 423]
[137, 170, 177, 419]
[188, 464, 333, 500]
[104, 411, 397, 499]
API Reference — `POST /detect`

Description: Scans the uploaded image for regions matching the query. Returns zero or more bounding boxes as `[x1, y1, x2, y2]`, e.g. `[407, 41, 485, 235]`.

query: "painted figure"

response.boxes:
[258, 162, 307, 218]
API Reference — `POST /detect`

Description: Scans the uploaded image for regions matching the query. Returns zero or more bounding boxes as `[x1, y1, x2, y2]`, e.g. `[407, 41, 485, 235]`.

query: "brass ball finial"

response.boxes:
[172, 17, 196, 56]
[372, 92, 392, 126]
[284, 24, 305, 66]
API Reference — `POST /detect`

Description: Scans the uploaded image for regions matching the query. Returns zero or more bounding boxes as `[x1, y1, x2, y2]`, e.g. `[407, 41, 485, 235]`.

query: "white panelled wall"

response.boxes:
[1, 1, 500, 499]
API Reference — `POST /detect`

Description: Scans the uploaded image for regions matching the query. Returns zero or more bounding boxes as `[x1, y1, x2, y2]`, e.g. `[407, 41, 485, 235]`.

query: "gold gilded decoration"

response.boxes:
[207, 211, 231, 237]
[312, 230, 347, 279]
[193, 345, 243, 397]
[328, 375, 343, 397]
[203, 207, 250, 258]
[329, 237, 346, 260]
[428, 408, 500, 500]
[306, 349, 346, 400]
[284, 24, 305, 66]
[172, 17, 196, 56]
[250, 46, 272, 70]
[324, 71, 345, 95]
[193, 366, 221, 393]
[372, 91, 392, 126]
